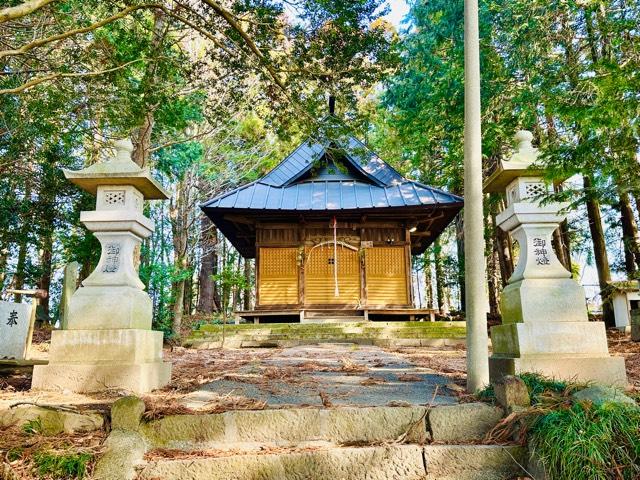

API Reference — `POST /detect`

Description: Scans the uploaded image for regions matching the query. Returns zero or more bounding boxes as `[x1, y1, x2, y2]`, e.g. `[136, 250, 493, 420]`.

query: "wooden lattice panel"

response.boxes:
[304, 245, 360, 305]
[365, 246, 408, 306]
[258, 248, 298, 305]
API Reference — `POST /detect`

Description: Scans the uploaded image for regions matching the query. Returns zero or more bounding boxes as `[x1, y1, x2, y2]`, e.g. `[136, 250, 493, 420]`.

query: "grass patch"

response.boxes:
[530, 402, 640, 479]
[478, 373, 639, 479]
[476, 373, 578, 405]
[518, 372, 576, 404]
[22, 418, 43, 435]
[33, 450, 93, 479]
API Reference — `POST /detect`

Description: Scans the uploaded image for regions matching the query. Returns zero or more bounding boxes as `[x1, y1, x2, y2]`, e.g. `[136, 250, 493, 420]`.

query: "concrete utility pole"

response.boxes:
[463, 0, 490, 392]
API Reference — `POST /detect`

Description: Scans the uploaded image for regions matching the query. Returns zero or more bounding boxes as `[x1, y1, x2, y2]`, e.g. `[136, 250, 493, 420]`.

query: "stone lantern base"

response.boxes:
[32, 329, 171, 393]
[490, 282, 628, 387]
[490, 356, 627, 388]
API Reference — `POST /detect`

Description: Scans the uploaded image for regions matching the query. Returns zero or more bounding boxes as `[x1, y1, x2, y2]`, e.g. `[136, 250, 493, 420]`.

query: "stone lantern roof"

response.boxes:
[63, 139, 169, 200]
[483, 130, 545, 194]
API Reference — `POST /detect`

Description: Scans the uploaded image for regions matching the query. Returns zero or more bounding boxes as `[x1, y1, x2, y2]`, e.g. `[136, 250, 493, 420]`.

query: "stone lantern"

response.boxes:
[32, 140, 171, 393]
[484, 131, 626, 386]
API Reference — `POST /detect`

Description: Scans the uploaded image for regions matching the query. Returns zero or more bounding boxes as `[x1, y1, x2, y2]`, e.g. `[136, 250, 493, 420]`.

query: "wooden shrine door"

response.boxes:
[365, 246, 409, 306]
[304, 244, 361, 306]
[258, 247, 299, 306]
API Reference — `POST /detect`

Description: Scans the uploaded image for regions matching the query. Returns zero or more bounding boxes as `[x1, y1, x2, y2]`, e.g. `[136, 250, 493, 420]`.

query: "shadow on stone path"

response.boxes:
[183, 344, 458, 409]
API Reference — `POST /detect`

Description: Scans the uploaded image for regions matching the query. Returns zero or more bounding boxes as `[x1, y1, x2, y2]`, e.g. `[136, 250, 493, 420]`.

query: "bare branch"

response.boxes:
[0, 0, 57, 24]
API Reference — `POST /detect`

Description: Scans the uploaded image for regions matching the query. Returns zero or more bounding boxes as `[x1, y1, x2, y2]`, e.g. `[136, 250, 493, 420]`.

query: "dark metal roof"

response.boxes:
[203, 180, 461, 211]
[260, 135, 405, 188]
[201, 126, 463, 258]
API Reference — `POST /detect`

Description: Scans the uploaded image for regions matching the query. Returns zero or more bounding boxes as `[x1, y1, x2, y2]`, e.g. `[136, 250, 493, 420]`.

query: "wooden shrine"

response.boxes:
[202, 125, 463, 322]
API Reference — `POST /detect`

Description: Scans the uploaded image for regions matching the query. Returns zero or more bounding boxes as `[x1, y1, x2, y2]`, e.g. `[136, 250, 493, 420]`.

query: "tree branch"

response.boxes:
[0, 3, 161, 59]
[200, 0, 287, 92]
[0, 58, 146, 94]
[0, 0, 57, 24]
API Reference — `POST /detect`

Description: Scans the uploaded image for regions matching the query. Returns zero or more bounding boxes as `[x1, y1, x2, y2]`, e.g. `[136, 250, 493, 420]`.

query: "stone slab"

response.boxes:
[500, 278, 588, 324]
[46, 329, 163, 364]
[489, 355, 628, 387]
[230, 409, 322, 444]
[93, 430, 148, 480]
[138, 445, 426, 480]
[141, 406, 428, 449]
[194, 344, 456, 408]
[0, 405, 103, 434]
[66, 286, 152, 330]
[321, 406, 428, 444]
[141, 414, 226, 448]
[424, 445, 526, 480]
[0, 301, 33, 360]
[491, 321, 609, 356]
[428, 403, 503, 443]
[31, 361, 171, 393]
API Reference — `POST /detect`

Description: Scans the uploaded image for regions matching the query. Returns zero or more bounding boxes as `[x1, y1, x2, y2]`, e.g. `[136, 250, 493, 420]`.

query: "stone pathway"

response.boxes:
[183, 344, 458, 409]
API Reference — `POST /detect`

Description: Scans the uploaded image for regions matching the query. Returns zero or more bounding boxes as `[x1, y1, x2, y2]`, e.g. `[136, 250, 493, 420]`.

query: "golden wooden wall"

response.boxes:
[255, 224, 411, 308]
[304, 245, 360, 305]
[365, 246, 408, 306]
[258, 247, 298, 305]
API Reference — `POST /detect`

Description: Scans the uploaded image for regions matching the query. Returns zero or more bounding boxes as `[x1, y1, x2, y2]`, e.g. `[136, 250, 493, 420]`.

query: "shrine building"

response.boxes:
[201, 125, 463, 323]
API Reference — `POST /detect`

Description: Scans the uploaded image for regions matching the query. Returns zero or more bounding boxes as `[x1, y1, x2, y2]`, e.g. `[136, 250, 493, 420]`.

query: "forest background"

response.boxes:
[1, 0, 639, 337]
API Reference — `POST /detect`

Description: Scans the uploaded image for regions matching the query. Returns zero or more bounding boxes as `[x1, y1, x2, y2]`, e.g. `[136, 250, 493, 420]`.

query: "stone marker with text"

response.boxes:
[0, 301, 33, 360]
[484, 131, 627, 386]
[32, 139, 171, 393]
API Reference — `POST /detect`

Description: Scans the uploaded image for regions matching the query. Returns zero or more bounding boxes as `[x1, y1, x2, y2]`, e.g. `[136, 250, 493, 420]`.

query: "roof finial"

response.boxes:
[329, 95, 336, 116]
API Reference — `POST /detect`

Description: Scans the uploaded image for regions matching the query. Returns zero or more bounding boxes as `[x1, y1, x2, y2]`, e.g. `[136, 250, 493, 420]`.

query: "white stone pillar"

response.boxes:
[464, 0, 490, 392]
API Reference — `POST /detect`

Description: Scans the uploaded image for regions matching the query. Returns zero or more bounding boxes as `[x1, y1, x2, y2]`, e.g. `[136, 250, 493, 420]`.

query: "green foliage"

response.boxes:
[518, 373, 572, 404]
[33, 450, 93, 479]
[22, 418, 43, 435]
[530, 402, 640, 480]
[7, 447, 23, 462]
[476, 373, 572, 404]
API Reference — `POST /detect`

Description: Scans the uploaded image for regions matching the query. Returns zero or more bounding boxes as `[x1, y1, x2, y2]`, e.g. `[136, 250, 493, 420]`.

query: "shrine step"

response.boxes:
[185, 322, 467, 349]
[301, 316, 365, 323]
[304, 310, 365, 318]
[137, 445, 527, 480]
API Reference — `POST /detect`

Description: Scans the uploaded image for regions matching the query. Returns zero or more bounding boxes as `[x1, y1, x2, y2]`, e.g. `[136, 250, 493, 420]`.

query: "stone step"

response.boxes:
[138, 404, 503, 451]
[302, 316, 366, 323]
[189, 337, 465, 349]
[137, 445, 526, 480]
[304, 310, 366, 318]
[140, 406, 428, 449]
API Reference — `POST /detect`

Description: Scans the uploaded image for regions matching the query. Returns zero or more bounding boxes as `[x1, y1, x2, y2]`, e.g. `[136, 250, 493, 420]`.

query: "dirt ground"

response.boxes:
[1, 329, 638, 410]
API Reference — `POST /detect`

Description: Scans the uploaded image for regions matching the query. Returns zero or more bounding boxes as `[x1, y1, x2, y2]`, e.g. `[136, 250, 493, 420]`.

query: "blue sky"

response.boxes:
[383, 0, 410, 28]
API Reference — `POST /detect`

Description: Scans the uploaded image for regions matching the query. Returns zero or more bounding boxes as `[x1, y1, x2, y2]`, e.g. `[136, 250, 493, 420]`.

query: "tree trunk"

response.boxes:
[243, 258, 252, 311]
[493, 199, 514, 286]
[172, 270, 186, 336]
[36, 232, 53, 320]
[551, 182, 572, 272]
[618, 190, 640, 276]
[0, 244, 8, 289]
[233, 255, 242, 312]
[433, 238, 446, 314]
[424, 255, 434, 310]
[131, 9, 166, 167]
[197, 215, 219, 314]
[170, 175, 190, 336]
[487, 243, 500, 317]
[455, 214, 466, 311]
[13, 235, 28, 303]
[583, 175, 615, 327]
